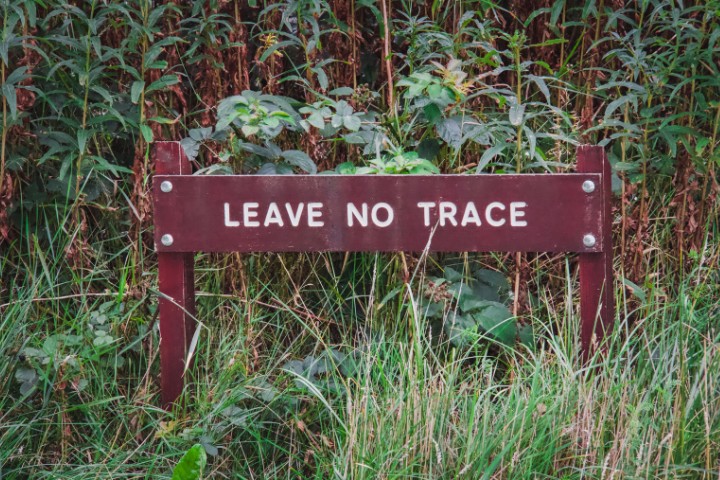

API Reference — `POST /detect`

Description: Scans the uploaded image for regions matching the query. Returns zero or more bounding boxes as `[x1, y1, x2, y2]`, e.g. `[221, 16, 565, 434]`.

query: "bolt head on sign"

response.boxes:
[583, 234, 596, 248]
[582, 180, 595, 193]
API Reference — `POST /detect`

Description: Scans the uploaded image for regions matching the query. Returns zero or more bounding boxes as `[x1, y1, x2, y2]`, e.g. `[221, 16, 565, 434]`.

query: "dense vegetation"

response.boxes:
[1, 0, 718, 478]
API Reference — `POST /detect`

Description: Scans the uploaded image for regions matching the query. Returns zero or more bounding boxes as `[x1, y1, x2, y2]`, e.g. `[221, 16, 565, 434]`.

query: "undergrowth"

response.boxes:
[1, 0, 719, 478]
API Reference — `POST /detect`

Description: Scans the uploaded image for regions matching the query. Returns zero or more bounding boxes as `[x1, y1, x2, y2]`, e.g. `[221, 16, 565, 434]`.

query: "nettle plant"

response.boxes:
[422, 265, 532, 348]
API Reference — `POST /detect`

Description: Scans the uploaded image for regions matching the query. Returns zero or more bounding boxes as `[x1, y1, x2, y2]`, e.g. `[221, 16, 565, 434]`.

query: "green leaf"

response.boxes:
[131, 81, 144, 104]
[343, 115, 361, 131]
[509, 104, 525, 126]
[146, 75, 180, 94]
[77, 129, 91, 153]
[171, 444, 207, 480]
[281, 150, 317, 174]
[471, 303, 515, 345]
[241, 124, 260, 137]
[307, 112, 325, 129]
[423, 103, 442, 125]
[2, 84, 17, 120]
[329, 87, 354, 96]
[443, 266, 463, 283]
[140, 124, 153, 143]
[476, 144, 506, 172]
[436, 118, 462, 149]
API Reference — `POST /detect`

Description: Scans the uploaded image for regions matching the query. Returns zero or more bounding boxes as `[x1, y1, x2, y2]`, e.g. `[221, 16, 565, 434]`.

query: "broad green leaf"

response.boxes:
[281, 150, 317, 174]
[471, 303, 515, 345]
[443, 266, 463, 282]
[343, 115, 361, 131]
[171, 444, 207, 480]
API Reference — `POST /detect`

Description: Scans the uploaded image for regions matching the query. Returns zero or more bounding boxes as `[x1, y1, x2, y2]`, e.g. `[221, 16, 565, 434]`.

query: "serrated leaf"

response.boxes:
[423, 103, 442, 125]
[307, 112, 325, 129]
[180, 137, 200, 160]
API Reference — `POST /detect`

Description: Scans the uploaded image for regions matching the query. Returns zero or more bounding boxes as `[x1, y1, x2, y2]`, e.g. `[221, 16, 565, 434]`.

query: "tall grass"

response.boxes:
[1, 206, 718, 477]
[1, 0, 719, 478]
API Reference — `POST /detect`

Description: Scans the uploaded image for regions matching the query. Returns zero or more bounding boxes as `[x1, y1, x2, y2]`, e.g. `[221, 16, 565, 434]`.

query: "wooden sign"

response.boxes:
[154, 174, 605, 253]
[153, 142, 615, 406]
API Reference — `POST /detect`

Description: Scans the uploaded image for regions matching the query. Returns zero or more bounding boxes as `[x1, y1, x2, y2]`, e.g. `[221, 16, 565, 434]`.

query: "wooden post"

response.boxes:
[577, 145, 615, 356]
[155, 141, 195, 407]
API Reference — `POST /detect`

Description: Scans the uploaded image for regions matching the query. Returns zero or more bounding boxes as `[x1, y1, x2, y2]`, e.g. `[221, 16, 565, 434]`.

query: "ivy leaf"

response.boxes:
[171, 444, 207, 480]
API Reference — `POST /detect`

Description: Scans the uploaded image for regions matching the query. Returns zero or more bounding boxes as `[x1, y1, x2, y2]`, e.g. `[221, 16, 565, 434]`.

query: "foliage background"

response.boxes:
[1, 0, 719, 478]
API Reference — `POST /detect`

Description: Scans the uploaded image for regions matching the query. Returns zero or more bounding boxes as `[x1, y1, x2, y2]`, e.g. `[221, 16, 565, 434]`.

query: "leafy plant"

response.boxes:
[422, 265, 531, 347]
[171, 444, 207, 480]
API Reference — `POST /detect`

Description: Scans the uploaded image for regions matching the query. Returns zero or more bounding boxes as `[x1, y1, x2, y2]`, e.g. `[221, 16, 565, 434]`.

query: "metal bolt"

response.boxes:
[160, 180, 173, 193]
[161, 234, 174, 246]
[583, 234, 596, 248]
[582, 180, 596, 193]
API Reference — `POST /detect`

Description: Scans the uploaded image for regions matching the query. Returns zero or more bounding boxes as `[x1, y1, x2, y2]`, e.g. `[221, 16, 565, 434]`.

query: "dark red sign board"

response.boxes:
[154, 174, 604, 253]
[153, 142, 614, 407]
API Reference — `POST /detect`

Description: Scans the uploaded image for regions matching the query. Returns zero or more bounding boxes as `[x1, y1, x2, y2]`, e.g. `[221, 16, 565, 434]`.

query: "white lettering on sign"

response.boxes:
[224, 202, 240, 227]
[439, 202, 458, 227]
[223, 200, 528, 229]
[372, 203, 394, 227]
[347, 202, 394, 227]
[308, 202, 324, 227]
[347, 203, 369, 227]
[485, 202, 506, 227]
[461, 202, 481, 226]
[243, 202, 260, 227]
[510, 202, 527, 227]
[417, 202, 435, 226]
[286, 203, 304, 227]
[264, 202, 283, 227]
[223, 202, 325, 227]
[413, 201, 527, 228]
